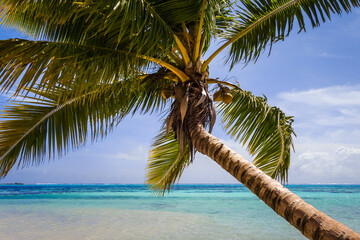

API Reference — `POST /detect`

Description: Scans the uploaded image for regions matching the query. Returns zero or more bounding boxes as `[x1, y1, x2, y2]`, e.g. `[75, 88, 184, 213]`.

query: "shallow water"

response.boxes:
[0, 184, 359, 240]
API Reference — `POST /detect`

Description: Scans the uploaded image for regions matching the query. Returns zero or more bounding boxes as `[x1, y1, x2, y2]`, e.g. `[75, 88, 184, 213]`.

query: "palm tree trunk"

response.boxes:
[190, 123, 360, 240]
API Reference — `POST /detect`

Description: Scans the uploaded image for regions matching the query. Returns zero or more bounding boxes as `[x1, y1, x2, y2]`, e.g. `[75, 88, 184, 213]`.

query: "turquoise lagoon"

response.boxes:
[0, 184, 359, 240]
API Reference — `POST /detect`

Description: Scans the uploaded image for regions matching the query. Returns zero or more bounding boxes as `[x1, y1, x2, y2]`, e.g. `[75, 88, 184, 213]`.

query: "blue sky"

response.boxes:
[0, 9, 360, 184]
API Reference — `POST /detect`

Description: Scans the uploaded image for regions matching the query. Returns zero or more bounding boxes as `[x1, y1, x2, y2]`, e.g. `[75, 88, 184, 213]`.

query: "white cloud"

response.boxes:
[279, 85, 360, 107]
[295, 151, 337, 177]
[275, 86, 360, 183]
[276, 85, 360, 128]
[288, 137, 360, 183]
[335, 146, 360, 156]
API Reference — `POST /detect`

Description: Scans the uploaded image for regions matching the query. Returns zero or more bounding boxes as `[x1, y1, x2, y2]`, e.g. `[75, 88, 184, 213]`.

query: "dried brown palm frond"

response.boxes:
[166, 76, 216, 161]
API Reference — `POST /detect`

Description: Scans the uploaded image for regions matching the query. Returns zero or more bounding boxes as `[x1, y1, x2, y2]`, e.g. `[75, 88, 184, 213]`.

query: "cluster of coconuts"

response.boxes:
[213, 86, 233, 104]
[160, 85, 233, 104]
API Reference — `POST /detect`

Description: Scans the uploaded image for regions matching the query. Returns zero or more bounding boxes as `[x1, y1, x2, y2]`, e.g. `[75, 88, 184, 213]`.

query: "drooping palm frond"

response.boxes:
[203, 0, 360, 69]
[0, 0, 177, 56]
[0, 38, 159, 95]
[0, 0, 88, 43]
[0, 66, 173, 178]
[217, 89, 295, 182]
[135, 71, 174, 115]
[0, 82, 138, 177]
[146, 128, 191, 195]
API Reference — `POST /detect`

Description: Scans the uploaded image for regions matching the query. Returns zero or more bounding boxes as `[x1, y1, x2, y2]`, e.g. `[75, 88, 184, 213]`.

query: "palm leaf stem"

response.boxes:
[269, 112, 285, 178]
[199, 33, 207, 58]
[181, 22, 191, 46]
[144, 55, 189, 82]
[193, 0, 207, 63]
[142, 0, 190, 65]
[174, 35, 191, 65]
[207, 78, 241, 89]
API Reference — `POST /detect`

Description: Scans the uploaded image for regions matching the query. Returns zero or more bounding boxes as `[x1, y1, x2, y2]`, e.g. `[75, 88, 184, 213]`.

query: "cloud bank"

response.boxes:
[276, 85, 360, 183]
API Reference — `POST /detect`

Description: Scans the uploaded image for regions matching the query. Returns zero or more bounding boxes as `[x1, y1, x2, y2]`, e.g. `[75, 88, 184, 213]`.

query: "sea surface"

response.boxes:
[0, 184, 359, 240]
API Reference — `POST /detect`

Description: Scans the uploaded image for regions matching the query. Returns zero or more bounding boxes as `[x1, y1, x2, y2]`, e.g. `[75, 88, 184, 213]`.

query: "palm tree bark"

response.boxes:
[190, 123, 360, 240]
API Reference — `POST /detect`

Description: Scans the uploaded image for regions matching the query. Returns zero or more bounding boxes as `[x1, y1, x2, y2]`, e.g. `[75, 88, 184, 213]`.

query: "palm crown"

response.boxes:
[0, 0, 358, 195]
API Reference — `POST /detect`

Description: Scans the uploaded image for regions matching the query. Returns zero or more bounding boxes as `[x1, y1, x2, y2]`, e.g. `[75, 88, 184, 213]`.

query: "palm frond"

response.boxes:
[0, 39, 156, 95]
[146, 128, 191, 195]
[143, 0, 232, 57]
[0, 0, 84, 42]
[205, 0, 360, 68]
[217, 89, 295, 182]
[0, 62, 175, 177]
[0, 82, 136, 177]
[200, 0, 235, 54]
[229, 0, 360, 65]
[148, 0, 207, 26]
[212, 1, 238, 36]
[132, 73, 171, 115]
[0, 0, 177, 57]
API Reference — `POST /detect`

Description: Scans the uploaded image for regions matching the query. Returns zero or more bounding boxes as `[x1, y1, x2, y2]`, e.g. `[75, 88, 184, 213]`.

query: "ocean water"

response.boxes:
[0, 185, 359, 240]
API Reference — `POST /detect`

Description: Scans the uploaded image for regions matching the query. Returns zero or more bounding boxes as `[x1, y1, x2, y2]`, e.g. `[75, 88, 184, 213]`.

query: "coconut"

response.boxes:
[213, 90, 222, 101]
[222, 92, 233, 104]
[222, 87, 230, 93]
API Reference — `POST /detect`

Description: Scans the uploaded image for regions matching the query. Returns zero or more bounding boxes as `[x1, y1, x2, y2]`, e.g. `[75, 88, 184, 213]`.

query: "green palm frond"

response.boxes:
[0, 82, 135, 177]
[132, 75, 171, 115]
[229, 0, 360, 65]
[198, 0, 234, 56]
[217, 89, 295, 182]
[0, 0, 87, 43]
[147, 0, 220, 26]
[0, 0, 176, 56]
[140, 0, 231, 57]
[146, 128, 191, 195]
[204, 0, 360, 68]
[0, 39, 152, 94]
[0, 68, 173, 178]
[211, 1, 238, 36]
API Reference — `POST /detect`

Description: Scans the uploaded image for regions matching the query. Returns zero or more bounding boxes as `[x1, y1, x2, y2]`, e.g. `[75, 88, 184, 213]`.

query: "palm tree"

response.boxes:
[0, 0, 359, 239]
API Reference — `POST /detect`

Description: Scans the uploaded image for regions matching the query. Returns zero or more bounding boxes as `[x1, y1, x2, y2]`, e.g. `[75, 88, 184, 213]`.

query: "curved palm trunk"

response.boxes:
[190, 123, 360, 240]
